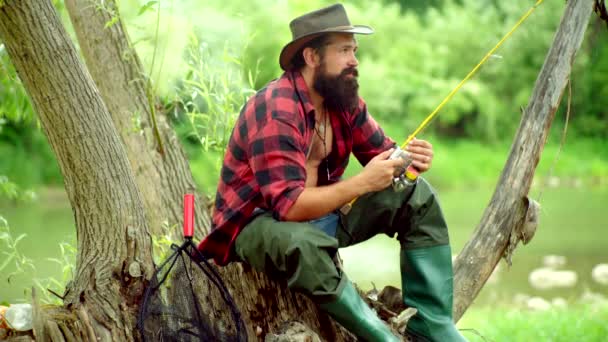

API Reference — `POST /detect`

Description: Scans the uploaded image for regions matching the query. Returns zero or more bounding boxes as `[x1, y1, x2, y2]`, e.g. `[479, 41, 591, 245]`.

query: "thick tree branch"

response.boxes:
[0, 0, 153, 339]
[452, 0, 593, 321]
[65, 0, 211, 237]
[63, 1, 354, 340]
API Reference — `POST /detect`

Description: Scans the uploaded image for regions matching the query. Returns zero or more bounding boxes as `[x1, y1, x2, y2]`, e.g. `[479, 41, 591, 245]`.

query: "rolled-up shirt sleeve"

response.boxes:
[351, 98, 396, 166]
[249, 114, 307, 221]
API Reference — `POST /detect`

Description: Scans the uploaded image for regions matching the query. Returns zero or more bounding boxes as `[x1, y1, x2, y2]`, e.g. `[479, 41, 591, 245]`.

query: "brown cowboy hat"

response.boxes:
[279, 4, 373, 70]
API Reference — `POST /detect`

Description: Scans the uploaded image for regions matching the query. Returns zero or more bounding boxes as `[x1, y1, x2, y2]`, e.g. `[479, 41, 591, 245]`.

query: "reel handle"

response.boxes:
[389, 147, 419, 191]
[183, 194, 194, 239]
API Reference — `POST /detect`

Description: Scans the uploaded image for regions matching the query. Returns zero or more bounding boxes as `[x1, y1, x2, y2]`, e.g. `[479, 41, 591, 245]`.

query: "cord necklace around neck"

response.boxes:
[314, 105, 330, 182]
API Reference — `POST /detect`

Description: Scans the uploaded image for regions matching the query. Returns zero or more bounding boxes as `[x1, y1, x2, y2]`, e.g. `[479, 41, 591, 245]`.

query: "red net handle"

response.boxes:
[183, 194, 194, 238]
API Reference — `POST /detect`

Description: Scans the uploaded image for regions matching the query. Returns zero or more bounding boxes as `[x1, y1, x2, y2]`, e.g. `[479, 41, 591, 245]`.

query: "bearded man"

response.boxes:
[198, 4, 467, 341]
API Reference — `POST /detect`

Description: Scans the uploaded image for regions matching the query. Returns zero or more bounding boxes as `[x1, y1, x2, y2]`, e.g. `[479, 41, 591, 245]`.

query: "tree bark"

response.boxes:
[64, 0, 210, 237]
[0, 0, 153, 340]
[452, 0, 593, 322]
[1, 0, 594, 340]
[50, 0, 354, 340]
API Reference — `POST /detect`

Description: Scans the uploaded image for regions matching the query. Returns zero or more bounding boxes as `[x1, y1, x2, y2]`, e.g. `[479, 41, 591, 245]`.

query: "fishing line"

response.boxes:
[400, 0, 546, 148]
[535, 79, 572, 204]
[344, 0, 547, 211]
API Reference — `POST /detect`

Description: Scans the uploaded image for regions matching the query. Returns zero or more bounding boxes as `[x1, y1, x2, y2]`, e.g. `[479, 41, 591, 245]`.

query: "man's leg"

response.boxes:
[338, 178, 467, 342]
[235, 212, 400, 342]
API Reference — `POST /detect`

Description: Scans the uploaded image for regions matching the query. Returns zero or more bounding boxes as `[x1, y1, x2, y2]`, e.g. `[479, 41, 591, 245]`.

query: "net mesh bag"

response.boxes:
[138, 195, 247, 341]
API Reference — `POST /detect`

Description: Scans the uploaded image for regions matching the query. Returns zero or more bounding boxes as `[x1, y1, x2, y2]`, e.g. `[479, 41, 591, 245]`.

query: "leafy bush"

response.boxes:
[0, 0, 606, 188]
[232, 0, 603, 141]
[0, 47, 62, 187]
[172, 33, 256, 154]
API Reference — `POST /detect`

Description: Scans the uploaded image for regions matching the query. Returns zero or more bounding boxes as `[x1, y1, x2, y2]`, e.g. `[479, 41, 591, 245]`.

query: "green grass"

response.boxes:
[458, 303, 608, 342]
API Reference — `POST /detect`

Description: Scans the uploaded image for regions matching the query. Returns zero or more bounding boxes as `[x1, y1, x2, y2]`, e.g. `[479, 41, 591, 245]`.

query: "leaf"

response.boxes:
[104, 16, 119, 29]
[247, 71, 254, 88]
[14, 233, 26, 245]
[185, 69, 193, 81]
[0, 253, 14, 272]
[47, 258, 62, 265]
[138, 1, 158, 16]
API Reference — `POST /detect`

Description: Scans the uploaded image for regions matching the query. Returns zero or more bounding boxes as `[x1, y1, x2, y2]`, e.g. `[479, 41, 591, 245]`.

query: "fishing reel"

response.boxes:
[388, 146, 419, 192]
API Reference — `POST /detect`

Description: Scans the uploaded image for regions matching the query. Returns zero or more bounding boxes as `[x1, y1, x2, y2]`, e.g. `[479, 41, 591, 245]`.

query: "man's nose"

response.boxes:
[349, 53, 358, 67]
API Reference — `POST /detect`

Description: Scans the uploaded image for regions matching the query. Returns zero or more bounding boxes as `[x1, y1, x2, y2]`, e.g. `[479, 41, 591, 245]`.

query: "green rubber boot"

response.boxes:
[320, 280, 401, 342]
[401, 245, 467, 342]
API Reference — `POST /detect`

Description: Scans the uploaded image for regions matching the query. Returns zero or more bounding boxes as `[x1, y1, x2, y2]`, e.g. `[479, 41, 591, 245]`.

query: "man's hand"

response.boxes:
[406, 138, 434, 173]
[356, 149, 405, 193]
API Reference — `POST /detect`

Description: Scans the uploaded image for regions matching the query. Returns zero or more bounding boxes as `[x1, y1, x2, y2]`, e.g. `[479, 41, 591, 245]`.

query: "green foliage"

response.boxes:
[0, 176, 35, 203]
[34, 240, 76, 305]
[0, 175, 19, 201]
[0, 217, 34, 282]
[0, 172, 75, 306]
[0, 119, 62, 187]
[172, 33, 256, 155]
[0, 44, 36, 124]
[342, 0, 562, 141]
[151, 220, 178, 265]
[0, 178, 35, 292]
[570, 18, 608, 138]
[1, 44, 62, 187]
[231, 0, 604, 141]
[137, 1, 158, 16]
[1, 0, 607, 189]
[149, 220, 180, 304]
[0, 177, 75, 305]
[0, 177, 75, 304]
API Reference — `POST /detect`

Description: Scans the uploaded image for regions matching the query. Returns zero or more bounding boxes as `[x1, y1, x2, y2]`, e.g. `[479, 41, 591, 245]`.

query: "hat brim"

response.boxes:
[279, 25, 373, 71]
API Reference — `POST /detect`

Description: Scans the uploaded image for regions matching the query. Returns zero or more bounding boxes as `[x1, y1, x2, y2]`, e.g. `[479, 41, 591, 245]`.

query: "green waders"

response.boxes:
[234, 178, 466, 341]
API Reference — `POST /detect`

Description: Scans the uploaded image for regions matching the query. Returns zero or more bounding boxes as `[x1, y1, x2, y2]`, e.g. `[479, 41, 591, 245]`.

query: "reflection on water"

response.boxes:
[1, 186, 607, 309]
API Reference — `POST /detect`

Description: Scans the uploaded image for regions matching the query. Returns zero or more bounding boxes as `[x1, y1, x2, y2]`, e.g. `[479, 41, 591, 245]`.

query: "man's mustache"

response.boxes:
[340, 67, 358, 78]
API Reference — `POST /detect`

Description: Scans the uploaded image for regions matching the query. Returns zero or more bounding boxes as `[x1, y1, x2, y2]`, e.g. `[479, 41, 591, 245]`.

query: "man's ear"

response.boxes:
[303, 47, 320, 68]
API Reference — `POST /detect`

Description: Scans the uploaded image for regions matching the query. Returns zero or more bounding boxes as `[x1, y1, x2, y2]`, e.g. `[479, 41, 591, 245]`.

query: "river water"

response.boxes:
[1, 186, 607, 310]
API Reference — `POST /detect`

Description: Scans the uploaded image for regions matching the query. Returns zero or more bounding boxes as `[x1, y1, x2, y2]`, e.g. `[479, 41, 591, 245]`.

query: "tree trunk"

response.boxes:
[0, 0, 153, 340]
[64, 0, 210, 237]
[1, 0, 594, 340]
[33, 0, 353, 340]
[452, 0, 593, 322]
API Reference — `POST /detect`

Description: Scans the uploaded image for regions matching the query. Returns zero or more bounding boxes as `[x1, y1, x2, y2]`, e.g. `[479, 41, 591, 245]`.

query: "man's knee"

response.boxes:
[408, 178, 438, 210]
[235, 214, 342, 297]
[284, 236, 343, 298]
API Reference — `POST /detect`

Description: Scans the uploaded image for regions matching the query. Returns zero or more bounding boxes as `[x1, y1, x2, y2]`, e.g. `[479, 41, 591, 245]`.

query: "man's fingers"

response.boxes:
[411, 160, 429, 171]
[414, 155, 429, 163]
[372, 148, 394, 161]
[407, 145, 433, 157]
[405, 139, 433, 173]
[388, 158, 407, 168]
[409, 152, 432, 163]
[407, 138, 432, 149]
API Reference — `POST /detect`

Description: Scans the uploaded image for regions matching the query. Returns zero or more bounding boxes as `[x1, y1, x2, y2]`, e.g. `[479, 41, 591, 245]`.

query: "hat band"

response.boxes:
[322, 25, 355, 31]
[293, 25, 356, 39]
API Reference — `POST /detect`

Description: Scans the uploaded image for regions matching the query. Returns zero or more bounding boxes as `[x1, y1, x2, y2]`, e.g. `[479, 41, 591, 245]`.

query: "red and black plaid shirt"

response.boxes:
[197, 70, 395, 265]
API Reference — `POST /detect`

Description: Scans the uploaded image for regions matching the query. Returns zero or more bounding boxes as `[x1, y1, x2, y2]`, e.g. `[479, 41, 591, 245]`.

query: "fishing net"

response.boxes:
[138, 195, 247, 342]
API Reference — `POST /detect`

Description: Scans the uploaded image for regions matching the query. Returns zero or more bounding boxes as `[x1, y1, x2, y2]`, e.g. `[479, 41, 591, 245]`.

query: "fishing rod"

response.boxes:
[343, 0, 546, 212]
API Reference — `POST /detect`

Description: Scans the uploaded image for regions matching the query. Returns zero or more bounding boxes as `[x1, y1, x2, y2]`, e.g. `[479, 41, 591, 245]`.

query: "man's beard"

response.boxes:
[313, 62, 359, 112]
